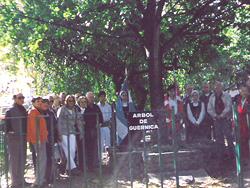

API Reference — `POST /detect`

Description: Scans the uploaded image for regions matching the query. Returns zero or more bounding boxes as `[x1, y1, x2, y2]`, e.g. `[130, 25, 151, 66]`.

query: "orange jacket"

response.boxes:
[27, 108, 48, 144]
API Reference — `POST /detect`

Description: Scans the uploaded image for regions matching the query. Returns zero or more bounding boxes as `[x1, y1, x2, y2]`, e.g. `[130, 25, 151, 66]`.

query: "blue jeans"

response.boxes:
[214, 118, 234, 159]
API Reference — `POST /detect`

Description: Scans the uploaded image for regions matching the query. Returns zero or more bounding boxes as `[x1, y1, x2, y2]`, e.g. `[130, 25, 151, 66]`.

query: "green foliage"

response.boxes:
[0, 0, 249, 108]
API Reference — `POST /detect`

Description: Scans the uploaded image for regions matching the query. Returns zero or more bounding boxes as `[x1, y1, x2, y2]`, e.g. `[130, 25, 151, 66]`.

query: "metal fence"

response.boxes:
[0, 106, 245, 188]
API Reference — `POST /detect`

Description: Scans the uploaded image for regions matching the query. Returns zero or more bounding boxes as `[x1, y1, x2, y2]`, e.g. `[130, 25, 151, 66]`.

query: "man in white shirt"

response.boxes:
[97, 91, 112, 153]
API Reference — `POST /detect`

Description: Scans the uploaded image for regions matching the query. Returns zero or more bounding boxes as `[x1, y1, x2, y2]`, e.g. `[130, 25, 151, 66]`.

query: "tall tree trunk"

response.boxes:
[148, 22, 164, 111]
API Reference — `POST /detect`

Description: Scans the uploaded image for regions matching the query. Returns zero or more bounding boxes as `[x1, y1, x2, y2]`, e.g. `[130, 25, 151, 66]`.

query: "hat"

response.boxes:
[191, 90, 199, 96]
[119, 90, 128, 97]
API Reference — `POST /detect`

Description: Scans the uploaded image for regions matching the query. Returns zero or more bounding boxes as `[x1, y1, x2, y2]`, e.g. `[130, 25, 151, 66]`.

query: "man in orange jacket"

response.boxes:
[27, 97, 48, 187]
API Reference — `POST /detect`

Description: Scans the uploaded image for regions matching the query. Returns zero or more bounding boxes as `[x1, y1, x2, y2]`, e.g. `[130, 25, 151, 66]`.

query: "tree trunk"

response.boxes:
[148, 22, 164, 111]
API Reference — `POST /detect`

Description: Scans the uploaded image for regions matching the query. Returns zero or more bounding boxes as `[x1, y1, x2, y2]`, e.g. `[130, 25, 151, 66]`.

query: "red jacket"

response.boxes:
[164, 95, 183, 129]
[237, 95, 249, 140]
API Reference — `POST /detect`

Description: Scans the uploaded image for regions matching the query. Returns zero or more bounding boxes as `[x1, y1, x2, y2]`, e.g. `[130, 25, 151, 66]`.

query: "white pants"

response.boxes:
[61, 134, 77, 170]
[101, 127, 111, 152]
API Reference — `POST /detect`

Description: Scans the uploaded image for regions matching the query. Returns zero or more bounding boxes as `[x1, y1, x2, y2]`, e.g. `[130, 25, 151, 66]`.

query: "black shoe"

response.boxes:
[24, 181, 32, 186]
[31, 182, 48, 188]
[70, 168, 81, 176]
[10, 181, 32, 188]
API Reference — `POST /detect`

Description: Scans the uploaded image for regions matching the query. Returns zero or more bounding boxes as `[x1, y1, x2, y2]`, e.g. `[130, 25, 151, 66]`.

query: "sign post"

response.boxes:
[128, 111, 161, 187]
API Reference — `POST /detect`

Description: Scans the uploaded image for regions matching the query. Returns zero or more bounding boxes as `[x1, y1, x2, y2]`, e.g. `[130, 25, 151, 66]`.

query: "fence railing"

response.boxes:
[0, 106, 245, 188]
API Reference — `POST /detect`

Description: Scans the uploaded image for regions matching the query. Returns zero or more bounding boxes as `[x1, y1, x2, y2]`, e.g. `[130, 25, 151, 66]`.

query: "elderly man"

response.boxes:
[5, 93, 31, 188]
[208, 81, 234, 162]
[84, 92, 103, 171]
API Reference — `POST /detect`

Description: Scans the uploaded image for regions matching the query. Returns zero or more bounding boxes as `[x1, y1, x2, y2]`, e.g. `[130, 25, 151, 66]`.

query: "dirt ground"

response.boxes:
[1, 161, 250, 188]
[1, 142, 250, 188]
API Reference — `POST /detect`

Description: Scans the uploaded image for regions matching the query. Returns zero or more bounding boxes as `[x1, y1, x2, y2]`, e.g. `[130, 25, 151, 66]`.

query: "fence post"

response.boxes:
[49, 114, 56, 187]
[157, 110, 164, 188]
[82, 120, 88, 188]
[171, 109, 179, 188]
[96, 113, 103, 187]
[111, 103, 118, 188]
[20, 116, 25, 188]
[128, 121, 133, 188]
[66, 116, 72, 188]
[233, 102, 244, 188]
[143, 129, 148, 188]
[3, 120, 9, 188]
[35, 116, 40, 186]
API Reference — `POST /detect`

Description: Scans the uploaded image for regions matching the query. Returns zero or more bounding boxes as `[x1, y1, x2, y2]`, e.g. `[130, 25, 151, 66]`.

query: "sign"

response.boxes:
[128, 111, 159, 131]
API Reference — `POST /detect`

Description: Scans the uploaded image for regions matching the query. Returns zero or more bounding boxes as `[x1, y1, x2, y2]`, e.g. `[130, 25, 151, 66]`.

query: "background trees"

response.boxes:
[0, 0, 249, 109]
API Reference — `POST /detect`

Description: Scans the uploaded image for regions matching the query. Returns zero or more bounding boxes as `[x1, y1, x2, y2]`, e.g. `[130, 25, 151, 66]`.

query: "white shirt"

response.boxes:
[97, 102, 112, 122]
[187, 101, 205, 125]
[164, 96, 182, 115]
[80, 107, 85, 114]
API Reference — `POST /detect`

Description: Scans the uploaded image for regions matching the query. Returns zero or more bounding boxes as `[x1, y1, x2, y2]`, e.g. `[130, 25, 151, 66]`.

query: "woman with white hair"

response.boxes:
[186, 90, 205, 141]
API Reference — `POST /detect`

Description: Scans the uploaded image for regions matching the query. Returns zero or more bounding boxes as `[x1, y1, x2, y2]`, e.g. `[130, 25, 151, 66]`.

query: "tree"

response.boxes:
[0, 0, 248, 110]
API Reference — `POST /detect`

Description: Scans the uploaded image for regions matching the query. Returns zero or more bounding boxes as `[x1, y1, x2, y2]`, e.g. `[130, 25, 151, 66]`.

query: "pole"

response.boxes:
[111, 102, 118, 188]
[96, 114, 103, 187]
[35, 116, 40, 186]
[128, 123, 133, 188]
[66, 116, 72, 188]
[233, 102, 243, 188]
[3, 119, 9, 188]
[143, 129, 148, 188]
[172, 109, 179, 188]
[82, 120, 88, 188]
[157, 111, 164, 188]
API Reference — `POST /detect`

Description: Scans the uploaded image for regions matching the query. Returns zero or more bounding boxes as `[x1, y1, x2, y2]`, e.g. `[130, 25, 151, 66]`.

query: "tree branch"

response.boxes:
[136, 0, 145, 14]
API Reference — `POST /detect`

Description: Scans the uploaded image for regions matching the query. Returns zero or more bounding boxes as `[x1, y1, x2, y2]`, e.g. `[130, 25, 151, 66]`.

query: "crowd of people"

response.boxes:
[5, 91, 113, 188]
[4, 79, 250, 188]
[164, 80, 250, 166]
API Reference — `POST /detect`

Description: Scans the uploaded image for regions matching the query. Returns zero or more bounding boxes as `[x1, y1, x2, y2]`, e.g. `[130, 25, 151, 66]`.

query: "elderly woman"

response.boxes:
[186, 90, 205, 141]
[57, 95, 83, 175]
[76, 96, 88, 114]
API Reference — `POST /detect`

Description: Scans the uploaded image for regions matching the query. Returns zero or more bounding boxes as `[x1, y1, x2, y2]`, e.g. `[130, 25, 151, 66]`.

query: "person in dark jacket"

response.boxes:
[41, 99, 60, 185]
[75, 96, 87, 171]
[84, 92, 103, 171]
[200, 83, 214, 140]
[5, 93, 31, 188]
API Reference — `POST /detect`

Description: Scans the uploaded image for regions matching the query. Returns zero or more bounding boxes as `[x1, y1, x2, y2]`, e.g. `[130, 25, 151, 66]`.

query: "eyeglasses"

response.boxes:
[68, 100, 75, 103]
[17, 96, 25, 99]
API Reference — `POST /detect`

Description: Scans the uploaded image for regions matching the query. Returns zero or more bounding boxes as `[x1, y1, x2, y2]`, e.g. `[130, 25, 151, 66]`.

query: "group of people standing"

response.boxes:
[4, 79, 250, 187]
[5, 91, 113, 188]
[164, 80, 250, 166]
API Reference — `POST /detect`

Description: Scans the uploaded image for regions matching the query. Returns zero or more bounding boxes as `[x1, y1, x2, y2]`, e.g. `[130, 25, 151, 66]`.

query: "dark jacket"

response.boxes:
[84, 104, 103, 131]
[44, 109, 59, 143]
[5, 104, 27, 135]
